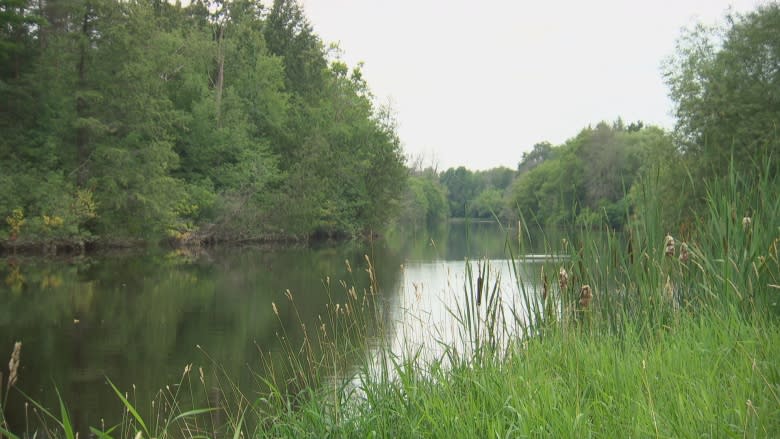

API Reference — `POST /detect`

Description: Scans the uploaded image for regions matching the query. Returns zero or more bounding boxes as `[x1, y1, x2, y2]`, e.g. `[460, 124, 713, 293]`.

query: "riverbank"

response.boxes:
[2, 172, 779, 438]
[0, 230, 343, 257]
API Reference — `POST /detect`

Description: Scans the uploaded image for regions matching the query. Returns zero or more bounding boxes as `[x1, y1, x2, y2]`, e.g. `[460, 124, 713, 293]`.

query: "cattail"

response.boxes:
[559, 267, 568, 291]
[664, 234, 675, 257]
[679, 242, 689, 263]
[541, 267, 549, 302]
[476, 274, 484, 306]
[579, 285, 593, 309]
[8, 341, 21, 388]
[742, 216, 752, 231]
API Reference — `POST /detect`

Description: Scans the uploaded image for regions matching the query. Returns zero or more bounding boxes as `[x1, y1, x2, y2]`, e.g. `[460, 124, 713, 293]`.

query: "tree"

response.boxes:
[440, 166, 479, 218]
[518, 141, 553, 174]
[264, 0, 326, 100]
[1, 0, 409, 243]
[665, 4, 780, 179]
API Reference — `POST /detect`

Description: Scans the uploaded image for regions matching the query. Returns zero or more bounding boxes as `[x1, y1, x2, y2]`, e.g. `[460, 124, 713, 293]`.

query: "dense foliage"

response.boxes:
[439, 166, 515, 219]
[505, 121, 672, 229]
[0, 0, 406, 244]
[396, 166, 448, 230]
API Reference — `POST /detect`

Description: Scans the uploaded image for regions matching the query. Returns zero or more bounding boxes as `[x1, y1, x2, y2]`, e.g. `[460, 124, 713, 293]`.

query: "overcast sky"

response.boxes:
[300, 0, 768, 170]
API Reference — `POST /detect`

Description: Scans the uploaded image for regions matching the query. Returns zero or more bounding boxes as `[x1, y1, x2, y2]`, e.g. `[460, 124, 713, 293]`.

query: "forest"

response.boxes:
[403, 2, 778, 232]
[2, 0, 778, 247]
[0, 0, 407, 246]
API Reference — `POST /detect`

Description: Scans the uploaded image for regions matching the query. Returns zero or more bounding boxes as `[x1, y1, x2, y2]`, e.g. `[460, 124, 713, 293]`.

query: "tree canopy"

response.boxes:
[0, 0, 406, 244]
[665, 3, 779, 180]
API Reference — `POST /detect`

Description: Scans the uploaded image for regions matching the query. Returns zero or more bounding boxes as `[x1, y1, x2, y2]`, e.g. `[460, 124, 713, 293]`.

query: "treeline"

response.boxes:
[0, 0, 406, 245]
[399, 3, 778, 231]
[399, 121, 669, 230]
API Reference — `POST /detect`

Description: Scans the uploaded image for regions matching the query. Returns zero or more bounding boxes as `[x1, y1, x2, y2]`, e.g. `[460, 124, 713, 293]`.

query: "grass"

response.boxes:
[2, 163, 780, 437]
[271, 311, 780, 437]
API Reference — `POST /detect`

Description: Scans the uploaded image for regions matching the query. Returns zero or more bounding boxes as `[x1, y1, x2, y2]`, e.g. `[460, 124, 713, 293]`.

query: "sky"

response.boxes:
[299, 0, 768, 170]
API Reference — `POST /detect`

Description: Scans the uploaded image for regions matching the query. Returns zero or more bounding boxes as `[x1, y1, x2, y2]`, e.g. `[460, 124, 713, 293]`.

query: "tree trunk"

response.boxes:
[75, 5, 90, 187]
[215, 24, 224, 127]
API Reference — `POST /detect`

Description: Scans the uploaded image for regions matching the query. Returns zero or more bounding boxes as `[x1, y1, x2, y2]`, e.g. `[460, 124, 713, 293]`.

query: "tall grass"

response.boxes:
[3, 164, 780, 437]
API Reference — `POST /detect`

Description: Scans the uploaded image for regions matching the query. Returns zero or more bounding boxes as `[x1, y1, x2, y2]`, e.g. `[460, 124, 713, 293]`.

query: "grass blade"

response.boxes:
[55, 387, 75, 439]
[106, 378, 149, 436]
[90, 425, 118, 439]
[169, 407, 218, 424]
[0, 426, 21, 439]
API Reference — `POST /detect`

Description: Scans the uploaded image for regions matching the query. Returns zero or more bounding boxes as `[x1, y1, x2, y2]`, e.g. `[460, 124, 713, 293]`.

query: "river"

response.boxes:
[0, 221, 557, 434]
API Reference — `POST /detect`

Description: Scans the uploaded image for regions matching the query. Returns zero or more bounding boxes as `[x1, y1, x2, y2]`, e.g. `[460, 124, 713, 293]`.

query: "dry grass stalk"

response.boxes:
[182, 363, 192, 380]
[8, 341, 21, 388]
[742, 216, 752, 230]
[579, 285, 593, 309]
[664, 276, 675, 302]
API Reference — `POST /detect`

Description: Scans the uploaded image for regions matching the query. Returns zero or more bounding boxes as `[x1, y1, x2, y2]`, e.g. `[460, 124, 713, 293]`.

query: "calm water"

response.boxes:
[0, 222, 555, 433]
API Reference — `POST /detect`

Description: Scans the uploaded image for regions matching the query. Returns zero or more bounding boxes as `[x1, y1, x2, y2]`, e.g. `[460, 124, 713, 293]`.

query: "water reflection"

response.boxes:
[0, 244, 402, 434]
[0, 221, 555, 435]
[373, 258, 546, 370]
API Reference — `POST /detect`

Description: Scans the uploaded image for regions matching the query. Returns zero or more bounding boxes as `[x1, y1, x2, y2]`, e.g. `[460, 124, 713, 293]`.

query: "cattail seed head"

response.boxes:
[664, 234, 675, 257]
[579, 285, 593, 308]
[559, 267, 569, 291]
[679, 242, 689, 263]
